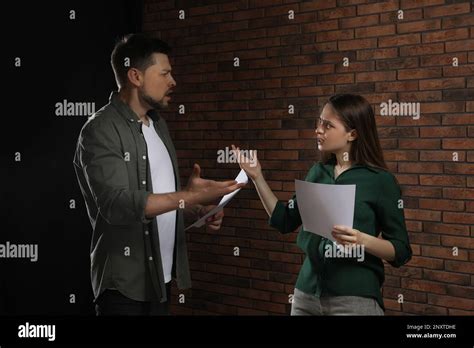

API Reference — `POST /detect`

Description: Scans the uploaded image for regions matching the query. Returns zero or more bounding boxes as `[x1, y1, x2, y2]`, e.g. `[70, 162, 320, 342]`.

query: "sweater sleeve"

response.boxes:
[376, 171, 413, 268]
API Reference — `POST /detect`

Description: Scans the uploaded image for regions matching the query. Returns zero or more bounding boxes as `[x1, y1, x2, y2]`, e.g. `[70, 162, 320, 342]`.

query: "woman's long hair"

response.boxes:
[321, 94, 389, 172]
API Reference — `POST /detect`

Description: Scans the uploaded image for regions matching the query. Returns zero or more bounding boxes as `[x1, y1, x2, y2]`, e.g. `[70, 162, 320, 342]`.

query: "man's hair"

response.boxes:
[111, 33, 171, 88]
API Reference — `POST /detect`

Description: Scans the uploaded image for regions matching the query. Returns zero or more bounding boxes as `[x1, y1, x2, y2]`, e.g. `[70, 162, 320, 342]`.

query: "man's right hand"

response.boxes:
[184, 163, 245, 205]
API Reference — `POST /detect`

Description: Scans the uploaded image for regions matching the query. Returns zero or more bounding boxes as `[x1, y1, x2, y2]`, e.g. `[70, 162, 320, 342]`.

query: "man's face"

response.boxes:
[138, 53, 176, 109]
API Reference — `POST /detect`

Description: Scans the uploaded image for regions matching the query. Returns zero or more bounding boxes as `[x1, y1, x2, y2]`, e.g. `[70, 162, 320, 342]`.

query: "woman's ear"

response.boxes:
[348, 129, 358, 142]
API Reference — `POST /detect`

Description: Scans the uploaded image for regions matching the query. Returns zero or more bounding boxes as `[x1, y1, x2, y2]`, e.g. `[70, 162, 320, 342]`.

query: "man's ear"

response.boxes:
[127, 68, 142, 88]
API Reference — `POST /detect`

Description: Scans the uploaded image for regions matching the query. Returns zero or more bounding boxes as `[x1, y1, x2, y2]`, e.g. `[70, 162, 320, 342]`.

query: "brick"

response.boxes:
[318, 6, 356, 20]
[379, 33, 421, 47]
[299, 64, 334, 76]
[338, 38, 377, 50]
[421, 102, 464, 113]
[424, 3, 471, 18]
[444, 163, 474, 175]
[443, 14, 474, 29]
[355, 24, 395, 38]
[420, 150, 465, 161]
[405, 209, 441, 221]
[446, 284, 474, 299]
[401, 278, 447, 294]
[422, 245, 468, 260]
[443, 188, 474, 200]
[443, 139, 474, 150]
[357, 47, 398, 60]
[400, 43, 444, 56]
[397, 19, 441, 34]
[356, 71, 396, 82]
[443, 64, 474, 77]
[424, 269, 471, 285]
[421, 53, 468, 67]
[442, 114, 474, 125]
[399, 162, 443, 173]
[316, 29, 354, 42]
[420, 126, 466, 138]
[336, 61, 374, 72]
[299, 0, 337, 12]
[444, 212, 474, 225]
[376, 57, 418, 70]
[423, 28, 469, 43]
[402, 302, 448, 315]
[399, 139, 440, 150]
[441, 236, 474, 250]
[357, 0, 399, 15]
[375, 81, 418, 92]
[446, 260, 474, 274]
[340, 14, 379, 28]
[446, 39, 474, 52]
[398, 67, 442, 80]
[380, 8, 422, 23]
[400, 0, 445, 9]
[419, 77, 465, 90]
[302, 19, 338, 33]
[233, 8, 264, 20]
[424, 222, 470, 236]
[420, 175, 465, 187]
[318, 74, 354, 85]
[409, 256, 444, 269]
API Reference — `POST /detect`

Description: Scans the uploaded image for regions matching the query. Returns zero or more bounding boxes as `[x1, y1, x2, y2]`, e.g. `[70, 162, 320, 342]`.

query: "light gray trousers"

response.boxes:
[291, 288, 384, 316]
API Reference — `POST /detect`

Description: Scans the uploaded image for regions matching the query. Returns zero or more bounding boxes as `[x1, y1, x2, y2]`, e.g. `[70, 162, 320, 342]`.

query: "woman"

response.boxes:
[232, 94, 412, 315]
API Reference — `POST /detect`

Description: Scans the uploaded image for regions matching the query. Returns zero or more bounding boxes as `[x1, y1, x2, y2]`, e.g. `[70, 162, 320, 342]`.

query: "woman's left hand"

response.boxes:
[199, 205, 224, 231]
[331, 225, 365, 246]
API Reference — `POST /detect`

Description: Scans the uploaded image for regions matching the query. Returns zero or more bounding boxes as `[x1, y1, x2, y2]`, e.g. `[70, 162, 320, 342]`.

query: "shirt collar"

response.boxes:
[109, 91, 161, 124]
[322, 156, 381, 176]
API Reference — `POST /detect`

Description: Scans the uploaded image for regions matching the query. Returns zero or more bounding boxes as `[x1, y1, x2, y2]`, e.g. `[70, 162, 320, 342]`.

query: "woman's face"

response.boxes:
[315, 104, 355, 153]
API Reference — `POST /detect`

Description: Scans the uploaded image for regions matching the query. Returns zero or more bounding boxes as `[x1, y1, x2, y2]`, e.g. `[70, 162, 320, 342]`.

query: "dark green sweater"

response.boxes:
[269, 157, 412, 310]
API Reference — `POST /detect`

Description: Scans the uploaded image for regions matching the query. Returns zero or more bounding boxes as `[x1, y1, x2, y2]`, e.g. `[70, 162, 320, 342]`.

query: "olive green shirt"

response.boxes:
[269, 157, 412, 310]
[73, 92, 192, 303]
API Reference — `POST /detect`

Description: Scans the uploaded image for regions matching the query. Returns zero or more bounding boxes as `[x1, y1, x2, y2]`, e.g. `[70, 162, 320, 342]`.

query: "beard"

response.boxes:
[140, 90, 167, 110]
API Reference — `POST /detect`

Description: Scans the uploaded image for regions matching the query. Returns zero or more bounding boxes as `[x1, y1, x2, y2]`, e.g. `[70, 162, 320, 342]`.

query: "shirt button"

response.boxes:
[149, 256, 153, 261]
[144, 230, 149, 235]
[142, 155, 147, 160]
[142, 180, 146, 185]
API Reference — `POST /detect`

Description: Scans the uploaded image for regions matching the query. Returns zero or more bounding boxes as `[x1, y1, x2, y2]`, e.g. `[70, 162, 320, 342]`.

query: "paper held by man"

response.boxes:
[295, 180, 356, 245]
[185, 170, 249, 230]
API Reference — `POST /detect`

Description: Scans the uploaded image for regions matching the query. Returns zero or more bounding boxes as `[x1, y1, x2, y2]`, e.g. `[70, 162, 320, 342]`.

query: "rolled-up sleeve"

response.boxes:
[76, 119, 151, 225]
[376, 172, 412, 268]
[269, 195, 302, 234]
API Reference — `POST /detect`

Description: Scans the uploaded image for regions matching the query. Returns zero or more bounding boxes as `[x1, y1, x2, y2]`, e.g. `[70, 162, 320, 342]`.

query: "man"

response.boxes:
[73, 33, 243, 315]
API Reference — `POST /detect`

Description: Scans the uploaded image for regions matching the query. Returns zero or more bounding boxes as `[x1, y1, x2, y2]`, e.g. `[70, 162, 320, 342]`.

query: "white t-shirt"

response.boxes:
[142, 117, 176, 284]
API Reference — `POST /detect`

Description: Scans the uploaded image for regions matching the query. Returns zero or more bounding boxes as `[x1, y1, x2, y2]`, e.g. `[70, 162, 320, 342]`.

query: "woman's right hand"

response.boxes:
[231, 144, 262, 181]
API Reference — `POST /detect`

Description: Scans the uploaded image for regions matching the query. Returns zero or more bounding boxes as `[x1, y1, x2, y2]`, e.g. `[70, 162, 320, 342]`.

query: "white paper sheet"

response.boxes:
[185, 169, 248, 230]
[294, 180, 356, 243]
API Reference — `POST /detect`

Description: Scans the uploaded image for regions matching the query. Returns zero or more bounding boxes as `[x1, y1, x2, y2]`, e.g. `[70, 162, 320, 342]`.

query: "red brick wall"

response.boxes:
[142, 0, 474, 315]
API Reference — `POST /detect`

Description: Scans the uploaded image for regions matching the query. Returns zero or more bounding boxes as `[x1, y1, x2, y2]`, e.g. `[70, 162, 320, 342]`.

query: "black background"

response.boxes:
[2, 0, 143, 315]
